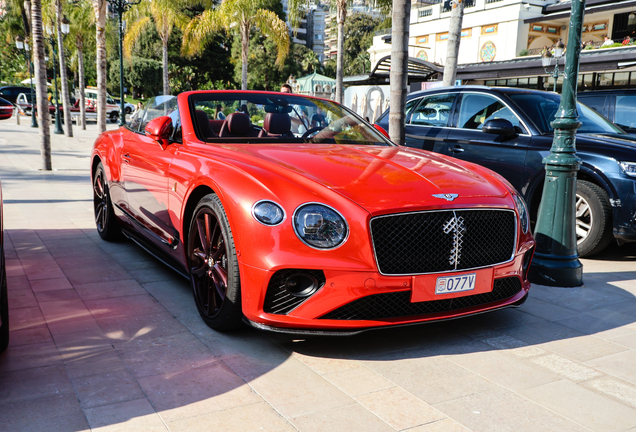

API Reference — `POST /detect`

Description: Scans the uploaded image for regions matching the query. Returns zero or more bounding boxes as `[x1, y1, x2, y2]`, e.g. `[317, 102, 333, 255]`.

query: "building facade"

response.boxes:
[366, 0, 636, 91]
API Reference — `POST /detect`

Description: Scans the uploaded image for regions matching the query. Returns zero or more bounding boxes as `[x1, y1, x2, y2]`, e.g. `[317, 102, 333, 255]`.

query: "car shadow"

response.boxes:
[1, 227, 635, 430]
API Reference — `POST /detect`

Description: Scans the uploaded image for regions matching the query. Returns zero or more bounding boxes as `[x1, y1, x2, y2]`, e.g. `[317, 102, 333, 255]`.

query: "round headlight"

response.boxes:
[252, 200, 285, 226]
[293, 203, 348, 249]
[513, 194, 529, 234]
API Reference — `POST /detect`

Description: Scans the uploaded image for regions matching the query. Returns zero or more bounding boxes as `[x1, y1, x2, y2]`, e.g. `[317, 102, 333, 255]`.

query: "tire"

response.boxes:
[187, 194, 242, 331]
[93, 163, 122, 241]
[109, 112, 119, 123]
[125, 107, 132, 115]
[0, 251, 9, 354]
[576, 180, 613, 257]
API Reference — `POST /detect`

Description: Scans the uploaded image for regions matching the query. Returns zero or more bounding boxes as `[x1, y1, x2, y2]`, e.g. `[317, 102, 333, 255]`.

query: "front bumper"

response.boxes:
[240, 248, 533, 333]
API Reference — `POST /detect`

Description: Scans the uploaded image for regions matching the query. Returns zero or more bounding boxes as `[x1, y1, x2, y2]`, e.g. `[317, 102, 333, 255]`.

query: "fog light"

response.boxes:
[284, 273, 319, 297]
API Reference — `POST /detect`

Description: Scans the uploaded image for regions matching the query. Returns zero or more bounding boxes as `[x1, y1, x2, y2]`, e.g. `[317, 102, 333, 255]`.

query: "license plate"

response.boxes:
[435, 273, 476, 295]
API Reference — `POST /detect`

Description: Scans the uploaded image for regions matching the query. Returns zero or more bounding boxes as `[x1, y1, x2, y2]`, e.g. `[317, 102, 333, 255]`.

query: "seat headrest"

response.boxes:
[226, 112, 251, 135]
[263, 112, 291, 135]
[195, 109, 211, 138]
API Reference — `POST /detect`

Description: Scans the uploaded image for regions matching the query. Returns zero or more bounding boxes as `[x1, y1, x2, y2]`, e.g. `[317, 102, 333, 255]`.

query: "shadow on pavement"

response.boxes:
[0, 226, 635, 430]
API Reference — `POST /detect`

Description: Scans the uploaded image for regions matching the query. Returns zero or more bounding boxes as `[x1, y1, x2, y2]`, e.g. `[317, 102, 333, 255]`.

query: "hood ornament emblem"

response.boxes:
[432, 193, 458, 201]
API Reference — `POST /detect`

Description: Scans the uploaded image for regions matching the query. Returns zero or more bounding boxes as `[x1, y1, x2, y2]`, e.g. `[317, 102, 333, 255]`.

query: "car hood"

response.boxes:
[222, 144, 512, 214]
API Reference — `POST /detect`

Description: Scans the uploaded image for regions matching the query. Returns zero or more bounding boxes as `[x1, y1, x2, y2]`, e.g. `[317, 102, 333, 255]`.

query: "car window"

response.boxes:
[409, 94, 456, 127]
[138, 96, 178, 134]
[190, 93, 392, 145]
[578, 95, 606, 115]
[614, 95, 636, 130]
[458, 94, 523, 131]
[107, 95, 115, 104]
[509, 92, 624, 134]
[403, 98, 421, 123]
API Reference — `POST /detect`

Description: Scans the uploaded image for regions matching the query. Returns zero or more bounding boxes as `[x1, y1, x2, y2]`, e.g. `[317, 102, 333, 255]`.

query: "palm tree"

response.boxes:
[123, 0, 191, 96]
[442, 0, 465, 86]
[92, 0, 107, 132]
[182, 0, 289, 91]
[301, 50, 322, 74]
[55, 0, 73, 137]
[67, 0, 94, 130]
[30, 0, 52, 169]
[388, 0, 410, 146]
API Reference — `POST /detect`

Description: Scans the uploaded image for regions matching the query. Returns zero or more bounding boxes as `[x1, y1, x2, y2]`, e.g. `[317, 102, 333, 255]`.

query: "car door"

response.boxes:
[442, 92, 532, 194]
[121, 96, 180, 249]
[404, 93, 456, 151]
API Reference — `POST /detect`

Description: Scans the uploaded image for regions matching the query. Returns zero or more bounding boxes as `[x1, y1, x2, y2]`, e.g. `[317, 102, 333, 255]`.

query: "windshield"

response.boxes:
[508, 92, 624, 135]
[189, 92, 392, 146]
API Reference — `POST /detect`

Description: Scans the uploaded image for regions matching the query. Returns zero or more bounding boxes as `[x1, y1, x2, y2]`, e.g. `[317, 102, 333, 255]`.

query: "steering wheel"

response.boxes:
[302, 127, 322, 141]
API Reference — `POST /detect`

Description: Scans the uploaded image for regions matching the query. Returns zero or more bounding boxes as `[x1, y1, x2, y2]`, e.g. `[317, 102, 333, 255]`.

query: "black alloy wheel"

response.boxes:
[109, 112, 119, 123]
[188, 194, 242, 330]
[575, 180, 613, 257]
[93, 163, 121, 241]
[0, 251, 9, 353]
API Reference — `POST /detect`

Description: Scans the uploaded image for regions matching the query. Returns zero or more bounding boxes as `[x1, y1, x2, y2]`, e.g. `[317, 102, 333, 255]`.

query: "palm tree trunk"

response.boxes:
[442, 0, 464, 86]
[93, 0, 107, 133]
[31, 0, 52, 170]
[162, 37, 170, 95]
[335, 3, 345, 103]
[388, 0, 411, 146]
[78, 45, 86, 130]
[57, 0, 73, 137]
[241, 23, 249, 90]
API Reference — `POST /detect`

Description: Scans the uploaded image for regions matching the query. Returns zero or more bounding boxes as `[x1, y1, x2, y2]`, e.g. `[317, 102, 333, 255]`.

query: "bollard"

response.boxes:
[15, 107, 20, 125]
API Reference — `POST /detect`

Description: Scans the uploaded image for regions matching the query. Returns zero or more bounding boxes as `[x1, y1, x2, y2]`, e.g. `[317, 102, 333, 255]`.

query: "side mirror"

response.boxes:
[482, 118, 517, 137]
[145, 116, 173, 148]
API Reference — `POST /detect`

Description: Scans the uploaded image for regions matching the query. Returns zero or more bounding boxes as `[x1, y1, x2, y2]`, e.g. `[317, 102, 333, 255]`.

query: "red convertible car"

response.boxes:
[91, 91, 535, 334]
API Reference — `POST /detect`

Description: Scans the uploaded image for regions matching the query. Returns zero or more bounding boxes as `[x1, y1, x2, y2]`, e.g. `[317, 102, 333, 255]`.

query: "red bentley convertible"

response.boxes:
[91, 91, 535, 334]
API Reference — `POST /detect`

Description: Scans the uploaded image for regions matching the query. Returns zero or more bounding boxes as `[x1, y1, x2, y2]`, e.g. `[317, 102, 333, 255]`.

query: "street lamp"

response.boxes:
[529, 10, 585, 286]
[15, 36, 38, 128]
[107, 0, 140, 126]
[45, 21, 70, 135]
[542, 39, 565, 93]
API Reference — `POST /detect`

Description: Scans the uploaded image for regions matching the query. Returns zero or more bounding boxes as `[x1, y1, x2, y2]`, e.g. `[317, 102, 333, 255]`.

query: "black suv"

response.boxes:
[578, 89, 636, 136]
[376, 86, 636, 257]
[0, 86, 31, 104]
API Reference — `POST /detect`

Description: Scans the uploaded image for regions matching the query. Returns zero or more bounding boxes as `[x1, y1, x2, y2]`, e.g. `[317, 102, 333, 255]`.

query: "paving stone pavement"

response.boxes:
[1, 116, 636, 432]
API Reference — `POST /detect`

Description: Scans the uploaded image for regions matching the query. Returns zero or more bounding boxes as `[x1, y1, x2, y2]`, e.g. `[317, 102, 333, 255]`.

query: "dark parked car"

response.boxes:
[0, 181, 7, 353]
[578, 89, 636, 136]
[376, 86, 636, 257]
[0, 86, 31, 104]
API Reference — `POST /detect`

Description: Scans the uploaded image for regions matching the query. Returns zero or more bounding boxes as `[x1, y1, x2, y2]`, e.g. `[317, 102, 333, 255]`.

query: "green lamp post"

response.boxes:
[107, 0, 140, 126]
[15, 36, 38, 128]
[541, 39, 565, 93]
[529, 0, 586, 287]
[45, 20, 70, 135]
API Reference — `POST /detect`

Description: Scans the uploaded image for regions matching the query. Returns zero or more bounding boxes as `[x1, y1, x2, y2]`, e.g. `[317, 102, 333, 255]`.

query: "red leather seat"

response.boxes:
[219, 112, 257, 137]
[259, 112, 292, 137]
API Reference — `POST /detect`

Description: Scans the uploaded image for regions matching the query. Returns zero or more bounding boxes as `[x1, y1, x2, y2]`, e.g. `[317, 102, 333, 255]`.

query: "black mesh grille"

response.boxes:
[263, 269, 326, 315]
[371, 209, 516, 275]
[319, 277, 522, 320]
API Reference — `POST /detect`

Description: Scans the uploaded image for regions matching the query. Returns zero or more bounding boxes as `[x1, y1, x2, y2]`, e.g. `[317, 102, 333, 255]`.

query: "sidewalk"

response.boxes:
[1, 117, 635, 432]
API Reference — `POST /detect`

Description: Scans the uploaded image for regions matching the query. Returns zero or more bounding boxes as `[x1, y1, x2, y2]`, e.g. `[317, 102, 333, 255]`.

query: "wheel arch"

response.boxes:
[181, 184, 217, 251]
[525, 162, 617, 224]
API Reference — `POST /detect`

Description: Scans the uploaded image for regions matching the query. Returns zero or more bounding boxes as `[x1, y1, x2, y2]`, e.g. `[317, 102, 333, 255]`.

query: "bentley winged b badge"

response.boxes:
[432, 193, 459, 201]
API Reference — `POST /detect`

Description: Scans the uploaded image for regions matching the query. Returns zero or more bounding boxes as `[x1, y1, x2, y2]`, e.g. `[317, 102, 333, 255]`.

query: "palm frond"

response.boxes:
[123, 16, 151, 58]
[253, 9, 289, 67]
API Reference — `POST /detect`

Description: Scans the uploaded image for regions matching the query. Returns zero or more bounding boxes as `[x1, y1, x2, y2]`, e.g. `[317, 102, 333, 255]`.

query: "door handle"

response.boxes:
[449, 145, 464, 153]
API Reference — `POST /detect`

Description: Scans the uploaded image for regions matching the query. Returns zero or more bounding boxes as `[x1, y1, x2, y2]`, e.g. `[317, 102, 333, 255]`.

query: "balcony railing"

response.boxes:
[485, 0, 503, 4]
[418, 8, 433, 17]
